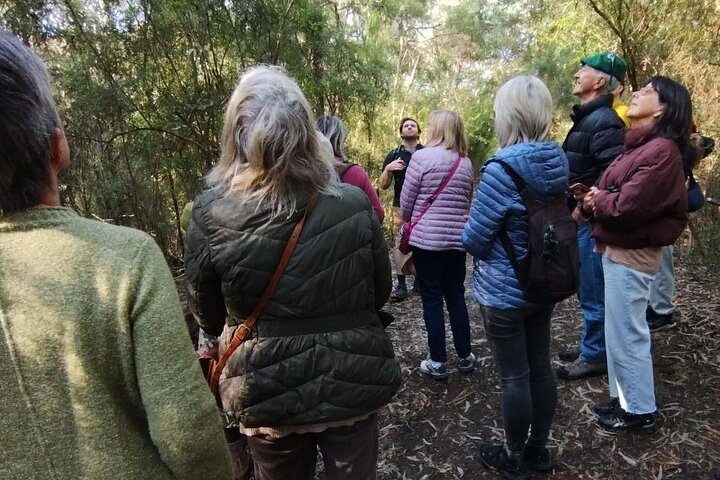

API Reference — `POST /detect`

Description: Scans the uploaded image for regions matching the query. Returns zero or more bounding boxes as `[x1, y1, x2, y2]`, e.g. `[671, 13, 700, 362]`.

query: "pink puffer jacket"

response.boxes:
[400, 146, 474, 251]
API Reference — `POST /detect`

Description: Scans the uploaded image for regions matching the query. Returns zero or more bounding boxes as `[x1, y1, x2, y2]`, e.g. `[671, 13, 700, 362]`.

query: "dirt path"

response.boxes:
[377, 252, 720, 479]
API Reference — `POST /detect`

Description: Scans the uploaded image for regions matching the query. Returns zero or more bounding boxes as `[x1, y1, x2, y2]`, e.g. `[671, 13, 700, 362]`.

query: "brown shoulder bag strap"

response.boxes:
[209, 191, 320, 396]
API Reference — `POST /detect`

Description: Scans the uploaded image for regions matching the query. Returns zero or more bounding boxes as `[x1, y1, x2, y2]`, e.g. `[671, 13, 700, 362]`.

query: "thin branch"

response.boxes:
[66, 127, 207, 150]
[585, 0, 623, 39]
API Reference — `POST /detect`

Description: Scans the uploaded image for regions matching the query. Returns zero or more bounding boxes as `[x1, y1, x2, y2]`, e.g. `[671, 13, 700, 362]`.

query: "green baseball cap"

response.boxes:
[581, 52, 627, 82]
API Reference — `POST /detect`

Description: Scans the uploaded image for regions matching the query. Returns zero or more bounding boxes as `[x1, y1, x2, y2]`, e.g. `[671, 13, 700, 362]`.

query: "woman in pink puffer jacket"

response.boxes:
[400, 109, 475, 380]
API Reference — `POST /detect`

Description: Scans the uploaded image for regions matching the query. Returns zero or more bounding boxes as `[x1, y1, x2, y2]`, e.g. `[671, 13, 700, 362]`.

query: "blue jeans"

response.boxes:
[603, 257, 656, 414]
[577, 222, 605, 363]
[481, 304, 557, 453]
[412, 248, 471, 363]
[648, 245, 675, 315]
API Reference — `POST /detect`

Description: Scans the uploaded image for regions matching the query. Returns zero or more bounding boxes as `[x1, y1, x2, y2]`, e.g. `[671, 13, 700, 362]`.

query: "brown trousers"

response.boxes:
[247, 414, 379, 480]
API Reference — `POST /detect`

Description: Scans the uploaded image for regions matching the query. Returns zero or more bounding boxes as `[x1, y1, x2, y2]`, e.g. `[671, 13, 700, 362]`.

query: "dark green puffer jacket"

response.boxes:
[184, 184, 401, 428]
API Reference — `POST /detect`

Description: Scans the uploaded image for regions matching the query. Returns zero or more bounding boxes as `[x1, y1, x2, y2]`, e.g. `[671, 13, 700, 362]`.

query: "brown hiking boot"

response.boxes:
[556, 357, 606, 380]
[558, 346, 580, 362]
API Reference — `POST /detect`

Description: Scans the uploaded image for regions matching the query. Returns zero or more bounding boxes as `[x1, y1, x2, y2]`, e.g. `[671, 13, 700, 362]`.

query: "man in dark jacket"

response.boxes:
[557, 52, 626, 380]
[379, 117, 423, 299]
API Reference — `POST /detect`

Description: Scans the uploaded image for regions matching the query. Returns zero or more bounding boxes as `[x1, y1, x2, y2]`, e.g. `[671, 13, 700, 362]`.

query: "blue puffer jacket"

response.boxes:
[462, 141, 569, 310]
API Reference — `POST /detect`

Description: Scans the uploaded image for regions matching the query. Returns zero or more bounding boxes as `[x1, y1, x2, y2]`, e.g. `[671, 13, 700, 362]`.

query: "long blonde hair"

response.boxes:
[207, 65, 339, 216]
[424, 110, 468, 156]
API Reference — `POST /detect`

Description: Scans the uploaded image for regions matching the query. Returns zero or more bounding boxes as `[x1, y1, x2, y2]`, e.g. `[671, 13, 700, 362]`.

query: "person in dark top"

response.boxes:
[379, 117, 424, 299]
[557, 52, 626, 381]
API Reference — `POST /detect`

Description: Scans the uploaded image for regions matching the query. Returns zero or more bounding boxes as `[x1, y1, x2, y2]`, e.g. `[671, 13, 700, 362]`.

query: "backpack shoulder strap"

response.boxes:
[410, 154, 462, 226]
[486, 159, 525, 278]
[487, 159, 526, 194]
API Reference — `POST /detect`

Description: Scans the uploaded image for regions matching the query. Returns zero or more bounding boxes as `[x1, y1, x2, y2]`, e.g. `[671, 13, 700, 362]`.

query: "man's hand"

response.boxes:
[379, 158, 405, 190]
[571, 207, 587, 223]
[385, 159, 406, 172]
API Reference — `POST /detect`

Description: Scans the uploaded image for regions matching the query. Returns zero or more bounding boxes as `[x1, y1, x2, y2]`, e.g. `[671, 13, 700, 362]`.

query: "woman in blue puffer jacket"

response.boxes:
[463, 76, 569, 480]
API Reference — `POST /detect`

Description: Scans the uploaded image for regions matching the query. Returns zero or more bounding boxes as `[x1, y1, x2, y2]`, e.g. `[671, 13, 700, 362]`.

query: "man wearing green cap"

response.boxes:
[557, 51, 626, 380]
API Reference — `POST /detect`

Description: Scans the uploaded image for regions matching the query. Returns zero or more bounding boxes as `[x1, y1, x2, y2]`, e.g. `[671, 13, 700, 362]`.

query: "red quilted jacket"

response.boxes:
[592, 126, 688, 248]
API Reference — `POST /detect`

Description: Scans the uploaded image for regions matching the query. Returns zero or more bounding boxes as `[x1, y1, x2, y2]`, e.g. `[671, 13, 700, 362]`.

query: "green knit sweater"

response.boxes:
[0, 207, 232, 479]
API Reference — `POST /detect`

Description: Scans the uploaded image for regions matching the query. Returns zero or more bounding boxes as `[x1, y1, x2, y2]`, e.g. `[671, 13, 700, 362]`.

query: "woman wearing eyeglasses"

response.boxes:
[578, 76, 691, 434]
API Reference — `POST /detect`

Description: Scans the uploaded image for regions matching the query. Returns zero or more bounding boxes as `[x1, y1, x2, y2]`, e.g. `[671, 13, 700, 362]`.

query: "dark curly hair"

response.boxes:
[398, 117, 421, 135]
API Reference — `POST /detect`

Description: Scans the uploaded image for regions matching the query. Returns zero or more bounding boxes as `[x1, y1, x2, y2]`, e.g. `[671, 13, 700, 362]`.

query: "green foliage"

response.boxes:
[5, 0, 720, 269]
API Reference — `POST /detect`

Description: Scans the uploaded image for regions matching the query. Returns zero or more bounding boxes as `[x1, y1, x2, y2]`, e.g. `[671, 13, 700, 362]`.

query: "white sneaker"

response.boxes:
[419, 359, 449, 380]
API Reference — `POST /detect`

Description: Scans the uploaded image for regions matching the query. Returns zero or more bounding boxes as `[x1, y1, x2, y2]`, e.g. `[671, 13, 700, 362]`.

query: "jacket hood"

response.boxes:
[624, 124, 656, 149]
[491, 141, 570, 198]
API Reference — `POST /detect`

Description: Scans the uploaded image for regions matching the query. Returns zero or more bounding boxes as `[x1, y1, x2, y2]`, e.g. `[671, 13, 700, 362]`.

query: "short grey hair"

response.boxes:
[588, 66, 620, 95]
[316, 116, 348, 161]
[0, 31, 62, 213]
[494, 76, 553, 148]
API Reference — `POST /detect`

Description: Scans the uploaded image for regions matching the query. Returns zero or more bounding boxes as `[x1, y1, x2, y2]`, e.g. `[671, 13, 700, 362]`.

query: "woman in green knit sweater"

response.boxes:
[0, 31, 232, 479]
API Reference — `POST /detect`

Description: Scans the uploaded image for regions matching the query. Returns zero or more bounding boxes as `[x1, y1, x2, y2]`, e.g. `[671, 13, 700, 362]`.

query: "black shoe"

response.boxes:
[558, 346, 580, 362]
[524, 445, 553, 472]
[593, 397, 620, 416]
[647, 311, 677, 333]
[480, 444, 530, 480]
[556, 358, 606, 380]
[457, 353, 477, 374]
[598, 410, 656, 434]
[391, 284, 409, 301]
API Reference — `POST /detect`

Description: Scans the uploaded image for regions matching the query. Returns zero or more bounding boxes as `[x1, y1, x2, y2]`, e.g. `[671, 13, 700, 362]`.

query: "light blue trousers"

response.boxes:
[603, 256, 657, 414]
[648, 245, 675, 315]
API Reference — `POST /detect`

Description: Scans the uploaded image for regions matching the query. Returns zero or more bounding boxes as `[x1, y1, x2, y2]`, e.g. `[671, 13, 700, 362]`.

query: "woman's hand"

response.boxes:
[572, 190, 588, 202]
[583, 186, 600, 212]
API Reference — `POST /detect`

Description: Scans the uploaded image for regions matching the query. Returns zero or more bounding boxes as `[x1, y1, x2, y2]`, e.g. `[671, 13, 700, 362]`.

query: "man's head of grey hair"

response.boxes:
[0, 31, 62, 214]
[588, 66, 620, 95]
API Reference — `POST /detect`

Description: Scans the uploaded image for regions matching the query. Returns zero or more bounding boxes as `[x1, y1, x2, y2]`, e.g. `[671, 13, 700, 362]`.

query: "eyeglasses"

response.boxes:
[637, 84, 657, 96]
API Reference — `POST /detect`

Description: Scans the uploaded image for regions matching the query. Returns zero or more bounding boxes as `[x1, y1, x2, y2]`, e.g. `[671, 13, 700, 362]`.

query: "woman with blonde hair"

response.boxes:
[184, 66, 401, 480]
[400, 109, 475, 380]
[463, 76, 569, 479]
